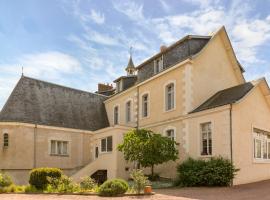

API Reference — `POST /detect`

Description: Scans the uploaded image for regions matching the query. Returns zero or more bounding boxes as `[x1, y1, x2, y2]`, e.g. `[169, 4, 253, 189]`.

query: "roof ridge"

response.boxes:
[21, 76, 108, 98]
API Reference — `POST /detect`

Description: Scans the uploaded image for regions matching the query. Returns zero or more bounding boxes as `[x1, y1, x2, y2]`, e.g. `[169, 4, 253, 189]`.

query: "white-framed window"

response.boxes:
[142, 93, 149, 118]
[166, 129, 175, 141]
[50, 140, 68, 156]
[101, 136, 113, 153]
[154, 56, 163, 74]
[200, 122, 212, 156]
[253, 128, 270, 160]
[114, 105, 119, 125]
[165, 82, 175, 111]
[3, 133, 9, 148]
[126, 100, 131, 123]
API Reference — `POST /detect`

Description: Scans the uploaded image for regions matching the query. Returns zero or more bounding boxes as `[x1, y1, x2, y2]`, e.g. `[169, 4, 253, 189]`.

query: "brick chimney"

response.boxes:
[98, 83, 113, 92]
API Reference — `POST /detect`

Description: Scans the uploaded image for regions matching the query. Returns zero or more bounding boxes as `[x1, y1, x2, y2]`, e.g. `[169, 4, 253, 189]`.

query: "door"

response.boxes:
[95, 146, 99, 159]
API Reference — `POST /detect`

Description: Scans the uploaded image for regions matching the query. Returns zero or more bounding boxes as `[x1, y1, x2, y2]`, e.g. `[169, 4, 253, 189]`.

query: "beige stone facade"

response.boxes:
[1, 26, 270, 185]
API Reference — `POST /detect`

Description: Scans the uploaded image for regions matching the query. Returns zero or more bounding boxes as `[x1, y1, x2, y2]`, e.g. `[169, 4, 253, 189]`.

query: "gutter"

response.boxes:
[33, 124, 37, 168]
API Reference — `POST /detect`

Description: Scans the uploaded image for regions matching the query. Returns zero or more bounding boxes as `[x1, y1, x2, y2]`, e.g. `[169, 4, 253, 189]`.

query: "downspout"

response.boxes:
[229, 104, 233, 186]
[33, 124, 37, 168]
[136, 85, 139, 130]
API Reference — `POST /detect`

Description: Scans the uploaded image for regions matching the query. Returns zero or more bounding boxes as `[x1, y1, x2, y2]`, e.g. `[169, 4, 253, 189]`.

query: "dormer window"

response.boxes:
[116, 81, 122, 93]
[154, 56, 164, 74]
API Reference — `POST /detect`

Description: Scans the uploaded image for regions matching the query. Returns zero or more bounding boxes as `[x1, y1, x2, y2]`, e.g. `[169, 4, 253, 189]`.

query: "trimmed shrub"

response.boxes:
[29, 168, 62, 190]
[176, 157, 238, 187]
[130, 170, 150, 194]
[80, 176, 97, 191]
[0, 172, 13, 188]
[98, 179, 129, 197]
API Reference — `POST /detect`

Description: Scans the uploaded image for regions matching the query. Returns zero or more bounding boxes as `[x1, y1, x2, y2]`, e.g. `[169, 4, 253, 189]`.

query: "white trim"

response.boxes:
[252, 126, 270, 163]
[100, 135, 113, 154]
[125, 98, 133, 123]
[198, 120, 214, 157]
[48, 139, 70, 156]
[163, 126, 177, 141]
[140, 91, 150, 119]
[163, 80, 176, 112]
[113, 104, 120, 125]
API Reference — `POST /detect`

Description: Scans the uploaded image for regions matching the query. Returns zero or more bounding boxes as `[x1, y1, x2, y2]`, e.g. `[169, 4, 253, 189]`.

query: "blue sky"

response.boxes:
[0, 0, 270, 109]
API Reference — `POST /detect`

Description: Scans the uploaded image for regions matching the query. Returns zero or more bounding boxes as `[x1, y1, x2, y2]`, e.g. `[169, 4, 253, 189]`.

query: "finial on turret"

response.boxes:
[21, 66, 24, 76]
[125, 46, 136, 76]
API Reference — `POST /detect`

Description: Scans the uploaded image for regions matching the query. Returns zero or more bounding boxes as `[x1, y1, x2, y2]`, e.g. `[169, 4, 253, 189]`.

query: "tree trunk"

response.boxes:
[151, 164, 154, 177]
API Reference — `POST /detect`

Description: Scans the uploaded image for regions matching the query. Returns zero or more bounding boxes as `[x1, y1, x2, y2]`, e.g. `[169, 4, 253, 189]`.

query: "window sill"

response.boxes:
[164, 108, 176, 113]
[50, 154, 69, 157]
[253, 159, 270, 164]
[199, 154, 213, 158]
[100, 151, 113, 155]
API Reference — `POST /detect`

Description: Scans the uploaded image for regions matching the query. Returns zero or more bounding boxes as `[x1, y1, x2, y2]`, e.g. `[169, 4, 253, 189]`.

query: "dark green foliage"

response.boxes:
[29, 168, 63, 190]
[118, 129, 178, 176]
[98, 179, 129, 196]
[176, 157, 239, 187]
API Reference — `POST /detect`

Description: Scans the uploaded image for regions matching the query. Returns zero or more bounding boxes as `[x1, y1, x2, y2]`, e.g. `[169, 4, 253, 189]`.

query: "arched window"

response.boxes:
[165, 83, 175, 111]
[166, 129, 175, 141]
[3, 133, 9, 147]
[142, 94, 149, 117]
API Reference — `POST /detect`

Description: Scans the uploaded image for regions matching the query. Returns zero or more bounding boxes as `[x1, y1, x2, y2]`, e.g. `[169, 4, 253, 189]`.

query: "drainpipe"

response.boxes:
[33, 124, 37, 168]
[229, 104, 233, 186]
[136, 86, 139, 130]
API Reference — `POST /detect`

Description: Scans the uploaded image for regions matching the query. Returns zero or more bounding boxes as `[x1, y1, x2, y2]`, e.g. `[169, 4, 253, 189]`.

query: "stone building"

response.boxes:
[1, 26, 270, 185]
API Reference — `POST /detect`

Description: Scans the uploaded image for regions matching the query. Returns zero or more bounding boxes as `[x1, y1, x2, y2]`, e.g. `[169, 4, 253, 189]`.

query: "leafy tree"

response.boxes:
[118, 129, 178, 177]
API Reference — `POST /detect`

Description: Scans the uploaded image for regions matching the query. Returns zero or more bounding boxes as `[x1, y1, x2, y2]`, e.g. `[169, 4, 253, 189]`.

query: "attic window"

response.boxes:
[154, 56, 164, 74]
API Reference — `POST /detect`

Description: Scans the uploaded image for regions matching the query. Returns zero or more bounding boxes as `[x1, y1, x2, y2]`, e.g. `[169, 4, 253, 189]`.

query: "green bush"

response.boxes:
[80, 176, 97, 191]
[176, 157, 238, 187]
[29, 168, 62, 190]
[98, 179, 129, 196]
[130, 170, 150, 194]
[46, 175, 79, 193]
[24, 185, 39, 193]
[0, 173, 13, 188]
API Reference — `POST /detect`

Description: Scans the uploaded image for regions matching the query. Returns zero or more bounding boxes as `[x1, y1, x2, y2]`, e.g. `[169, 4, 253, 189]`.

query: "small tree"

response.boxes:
[118, 129, 178, 177]
[130, 169, 150, 194]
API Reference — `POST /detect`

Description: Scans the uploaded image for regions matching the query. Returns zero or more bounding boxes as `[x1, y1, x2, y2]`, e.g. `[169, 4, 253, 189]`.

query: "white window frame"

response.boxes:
[253, 127, 270, 162]
[100, 136, 113, 153]
[113, 104, 120, 125]
[50, 140, 69, 156]
[125, 99, 132, 123]
[154, 55, 164, 74]
[164, 126, 176, 141]
[200, 122, 212, 156]
[164, 80, 176, 112]
[141, 92, 150, 118]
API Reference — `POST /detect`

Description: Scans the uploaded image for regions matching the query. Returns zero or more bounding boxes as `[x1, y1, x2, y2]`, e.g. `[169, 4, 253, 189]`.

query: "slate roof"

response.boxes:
[0, 76, 109, 131]
[190, 82, 254, 113]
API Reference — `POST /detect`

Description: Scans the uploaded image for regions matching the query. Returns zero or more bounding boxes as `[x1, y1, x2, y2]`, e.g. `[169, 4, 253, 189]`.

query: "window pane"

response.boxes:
[114, 106, 119, 124]
[142, 95, 148, 117]
[256, 139, 261, 158]
[268, 142, 270, 159]
[126, 101, 131, 122]
[263, 140, 267, 159]
[62, 142, 68, 155]
[3, 133, 8, 147]
[107, 136, 113, 152]
[101, 139, 107, 152]
[51, 141, 56, 154]
[57, 141, 62, 155]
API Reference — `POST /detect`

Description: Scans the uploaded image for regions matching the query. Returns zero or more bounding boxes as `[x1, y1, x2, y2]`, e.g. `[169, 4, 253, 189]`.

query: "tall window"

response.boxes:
[165, 83, 175, 111]
[154, 56, 163, 74]
[253, 128, 270, 160]
[114, 106, 119, 125]
[142, 94, 149, 118]
[3, 133, 9, 147]
[166, 129, 175, 141]
[200, 122, 212, 156]
[50, 140, 68, 156]
[101, 136, 113, 153]
[126, 101, 131, 123]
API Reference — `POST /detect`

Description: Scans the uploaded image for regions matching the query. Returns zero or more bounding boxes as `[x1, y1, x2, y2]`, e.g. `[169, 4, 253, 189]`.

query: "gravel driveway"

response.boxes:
[1, 180, 270, 200]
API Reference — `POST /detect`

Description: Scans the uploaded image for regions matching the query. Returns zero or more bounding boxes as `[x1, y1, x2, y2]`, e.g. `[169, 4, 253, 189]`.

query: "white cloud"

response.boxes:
[0, 51, 82, 109]
[83, 30, 120, 46]
[159, 0, 172, 12]
[113, 0, 144, 21]
[89, 9, 105, 24]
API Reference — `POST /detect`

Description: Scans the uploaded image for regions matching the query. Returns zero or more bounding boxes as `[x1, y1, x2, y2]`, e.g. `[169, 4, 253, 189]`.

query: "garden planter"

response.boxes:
[144, 186, 152, 194]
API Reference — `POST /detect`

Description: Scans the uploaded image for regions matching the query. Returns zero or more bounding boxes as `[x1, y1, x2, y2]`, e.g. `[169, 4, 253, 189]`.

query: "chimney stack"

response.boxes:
[98, 83, 113, 93]
[160, 45, 167, 52]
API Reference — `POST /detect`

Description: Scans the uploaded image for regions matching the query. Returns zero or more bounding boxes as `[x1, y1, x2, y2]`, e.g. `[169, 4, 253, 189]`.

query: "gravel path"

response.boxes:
[1, 180, 270, 200]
